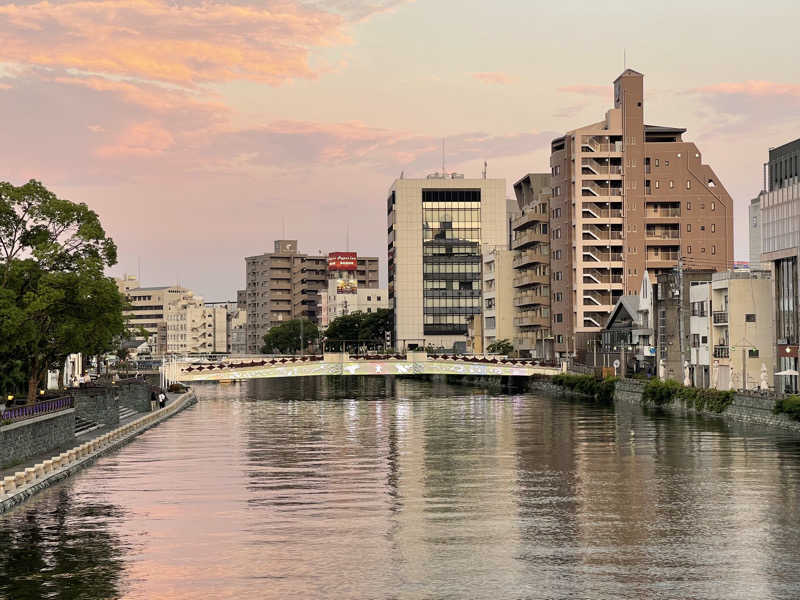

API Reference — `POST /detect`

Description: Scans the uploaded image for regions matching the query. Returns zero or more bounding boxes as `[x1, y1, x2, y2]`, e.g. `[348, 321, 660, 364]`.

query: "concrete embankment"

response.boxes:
[613, 378, 800, 433]
[0, 391, 197, 515]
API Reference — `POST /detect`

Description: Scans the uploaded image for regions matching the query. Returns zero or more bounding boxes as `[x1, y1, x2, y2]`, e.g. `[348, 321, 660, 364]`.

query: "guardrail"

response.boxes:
[1, 396, 74, 424]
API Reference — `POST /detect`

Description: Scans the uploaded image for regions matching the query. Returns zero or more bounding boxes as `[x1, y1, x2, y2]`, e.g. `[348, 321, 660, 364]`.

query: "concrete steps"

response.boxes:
[74, 415, 100, 436]
[118, 406, 139, 422]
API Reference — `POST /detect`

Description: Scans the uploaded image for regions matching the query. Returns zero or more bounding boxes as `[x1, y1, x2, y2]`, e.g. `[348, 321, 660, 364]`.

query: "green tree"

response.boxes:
[261, 319, 319, 354]
[487, 339, 514, 355]
[0, 180, 122, 401]
[324, 309, 393, 351]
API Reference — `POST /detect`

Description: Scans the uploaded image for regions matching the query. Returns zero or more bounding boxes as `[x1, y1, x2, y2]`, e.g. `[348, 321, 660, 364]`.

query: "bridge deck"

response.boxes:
[174, 353, 563, 382]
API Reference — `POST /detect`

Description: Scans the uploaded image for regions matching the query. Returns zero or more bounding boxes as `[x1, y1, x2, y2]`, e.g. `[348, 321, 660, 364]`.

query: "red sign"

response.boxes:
[328, 252, 357, 271]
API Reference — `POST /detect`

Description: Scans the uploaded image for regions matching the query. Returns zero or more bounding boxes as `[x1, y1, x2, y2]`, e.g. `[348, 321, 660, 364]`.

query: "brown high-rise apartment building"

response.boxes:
[549, 69, 734, 358]
[245, 241, 379, 353]
[512, 173, 553, 358]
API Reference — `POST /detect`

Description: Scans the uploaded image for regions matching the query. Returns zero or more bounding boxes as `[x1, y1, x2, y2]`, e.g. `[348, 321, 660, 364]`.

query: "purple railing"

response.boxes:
[1, 396, 74, 424]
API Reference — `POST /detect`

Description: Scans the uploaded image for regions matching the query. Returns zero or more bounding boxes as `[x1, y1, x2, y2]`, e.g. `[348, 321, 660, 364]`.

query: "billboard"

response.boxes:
[336, 278, 358, 295]
[328, 252, 358, 271]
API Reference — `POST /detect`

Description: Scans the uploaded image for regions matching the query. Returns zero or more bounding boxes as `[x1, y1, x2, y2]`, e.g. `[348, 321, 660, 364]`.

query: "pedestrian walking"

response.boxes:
[158, 390, 166, 409]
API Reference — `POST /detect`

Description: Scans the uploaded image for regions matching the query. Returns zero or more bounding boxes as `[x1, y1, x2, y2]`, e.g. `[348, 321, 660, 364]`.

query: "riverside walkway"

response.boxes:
[174, 351, 564, 383]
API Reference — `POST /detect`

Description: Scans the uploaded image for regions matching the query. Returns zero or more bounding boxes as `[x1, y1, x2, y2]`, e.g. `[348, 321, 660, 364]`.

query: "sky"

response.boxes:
[2, 0, 800, 300]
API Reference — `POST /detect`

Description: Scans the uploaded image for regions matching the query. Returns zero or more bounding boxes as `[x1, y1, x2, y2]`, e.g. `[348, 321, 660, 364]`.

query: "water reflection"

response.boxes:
[0, 377, 799, 599]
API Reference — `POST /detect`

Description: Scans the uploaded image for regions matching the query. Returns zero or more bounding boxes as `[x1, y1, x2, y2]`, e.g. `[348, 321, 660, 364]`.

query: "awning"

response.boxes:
[775, 370, 800, 376]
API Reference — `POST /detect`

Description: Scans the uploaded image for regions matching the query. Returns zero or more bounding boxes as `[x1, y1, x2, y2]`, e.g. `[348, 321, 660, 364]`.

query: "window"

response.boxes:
[655, 158, 660, 167]
[749, 349, 760, 358]
[367, 308, 372, 313]
[701, 247, 706, 253]
[555, 313, 563, 323]
[485, 316, 496, 329]
[686, 180, 691, 189]
[711, 224, 716, 233]
[687, 224, 692, 232]
[555, 272, 563, 281]
[700, 225, 705, 231]
[711, 202, 716, 211]
[377, 296, 381, 301]
[367, 296, 371, 301]
[669, 180, 674, 189]
[745, 314, 756, 323]
[687, 202, 692, 210]
[752, 216, 758, 228]
[556, 335, 564, 344]
[655, 180, 660, 189]
[711, 245, 716, 255]
[554, 292, 563, 302]
[702, 336, 708, 344]
[665, 160, 670, 167]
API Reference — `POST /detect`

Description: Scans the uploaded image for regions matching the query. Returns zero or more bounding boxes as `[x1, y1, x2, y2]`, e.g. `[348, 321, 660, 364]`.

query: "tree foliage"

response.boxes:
[487, 339, 514, 355]
[323, 309, 392, 351]
[260, 319, 319, 354]
[0, 180, 123, 401]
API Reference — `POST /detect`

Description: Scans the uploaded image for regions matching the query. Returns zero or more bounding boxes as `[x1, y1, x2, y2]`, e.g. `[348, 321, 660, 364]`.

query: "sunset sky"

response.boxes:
[2, 0, 799, 300]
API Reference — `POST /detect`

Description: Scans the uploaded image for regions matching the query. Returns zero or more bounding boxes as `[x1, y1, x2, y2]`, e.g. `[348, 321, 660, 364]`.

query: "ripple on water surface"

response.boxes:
[1, 377, 800, 600]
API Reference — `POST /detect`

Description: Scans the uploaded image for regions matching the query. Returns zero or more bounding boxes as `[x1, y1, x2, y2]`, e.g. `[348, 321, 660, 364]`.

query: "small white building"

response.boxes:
[689, 282, 711, 387]
[320, 278, 388, 327]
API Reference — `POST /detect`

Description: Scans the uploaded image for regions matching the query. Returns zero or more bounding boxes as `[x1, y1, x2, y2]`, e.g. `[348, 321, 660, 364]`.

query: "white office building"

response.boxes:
[387, 175, 508, 351]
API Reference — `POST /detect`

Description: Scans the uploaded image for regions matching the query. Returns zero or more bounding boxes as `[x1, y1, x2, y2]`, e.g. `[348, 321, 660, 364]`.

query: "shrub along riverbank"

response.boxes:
[551, 374, 618, 403]
[774, 395, 800, 421]
[640, 379, 734, 413]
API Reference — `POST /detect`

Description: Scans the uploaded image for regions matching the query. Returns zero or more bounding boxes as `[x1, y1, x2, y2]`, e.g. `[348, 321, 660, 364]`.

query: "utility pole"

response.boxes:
[742, 346, 747, 391]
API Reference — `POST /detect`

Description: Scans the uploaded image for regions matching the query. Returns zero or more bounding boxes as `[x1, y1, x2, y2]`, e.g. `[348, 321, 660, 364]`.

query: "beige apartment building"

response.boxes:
[482, 247, 515, 351]
[387, 175, 507, 351]
[116, 276, 190, 354]
[511, 174, 553, 358]
[165, 294, 228, 355]
[244, 241, 379, 353]
[550, 69, 734, 358]
[709, 270, 775, 391]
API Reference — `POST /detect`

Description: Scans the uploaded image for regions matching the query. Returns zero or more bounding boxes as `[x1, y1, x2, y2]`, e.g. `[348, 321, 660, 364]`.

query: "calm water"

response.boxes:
[1, 378, 800, 599]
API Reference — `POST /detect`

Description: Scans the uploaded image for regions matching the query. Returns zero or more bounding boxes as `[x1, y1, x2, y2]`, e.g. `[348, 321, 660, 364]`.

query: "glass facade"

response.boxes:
[422, 189, 481, 335]
[775, 257, 798, 345]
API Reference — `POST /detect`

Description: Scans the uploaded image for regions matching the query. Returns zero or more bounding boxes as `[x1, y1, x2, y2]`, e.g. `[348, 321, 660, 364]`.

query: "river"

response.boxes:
[1, 378, 800, 599]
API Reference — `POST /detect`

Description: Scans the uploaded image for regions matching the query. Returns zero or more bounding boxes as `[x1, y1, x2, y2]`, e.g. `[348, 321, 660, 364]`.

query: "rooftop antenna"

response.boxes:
[482, 161, 487, 179]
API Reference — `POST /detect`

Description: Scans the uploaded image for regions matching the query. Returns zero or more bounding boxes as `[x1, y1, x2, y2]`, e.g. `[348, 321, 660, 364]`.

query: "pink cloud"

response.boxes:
[95, 121, 175, 157]
[557, 84, 609, 96]
[695, 81, 800, 98]
[472, 72, 515, 85]
[0, 0, 350, 86]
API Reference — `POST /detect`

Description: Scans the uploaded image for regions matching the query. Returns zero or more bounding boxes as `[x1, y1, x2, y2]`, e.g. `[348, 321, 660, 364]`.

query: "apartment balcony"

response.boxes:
[512, 210, 547, 230]
[513, 249, 549, 268]
[581, 181, 623, 198]
[713, 311, 729, 325]
[512, 229, 548, 249]
[580, 138, 623, 154]
[713, 345, 730, 359]
[513, 313, 550, 328]
[513, 271, 549, 288]
[645, 208, 681, 218]
[581, 158, 623, 177]
[582, 203, 624, 219]
[514, 291, 549, 307]
[582, 270, 624, 286]
[646, 230, 681, 241]
[583, 249, 624, 263]
[582, 225, 623, 241]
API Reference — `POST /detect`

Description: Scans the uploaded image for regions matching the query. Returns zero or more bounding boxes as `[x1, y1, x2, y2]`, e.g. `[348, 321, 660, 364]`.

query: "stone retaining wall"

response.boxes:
[72, 387, 119, 428]
[116, 380, 151, 413]
[0, 410, 76, 470]
[613, 378, 800, 433]
[0, 391, 197, 514]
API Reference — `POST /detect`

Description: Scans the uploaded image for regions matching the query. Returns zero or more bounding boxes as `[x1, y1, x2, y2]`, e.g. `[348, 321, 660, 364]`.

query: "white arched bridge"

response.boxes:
[172, 352, 564, 383]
